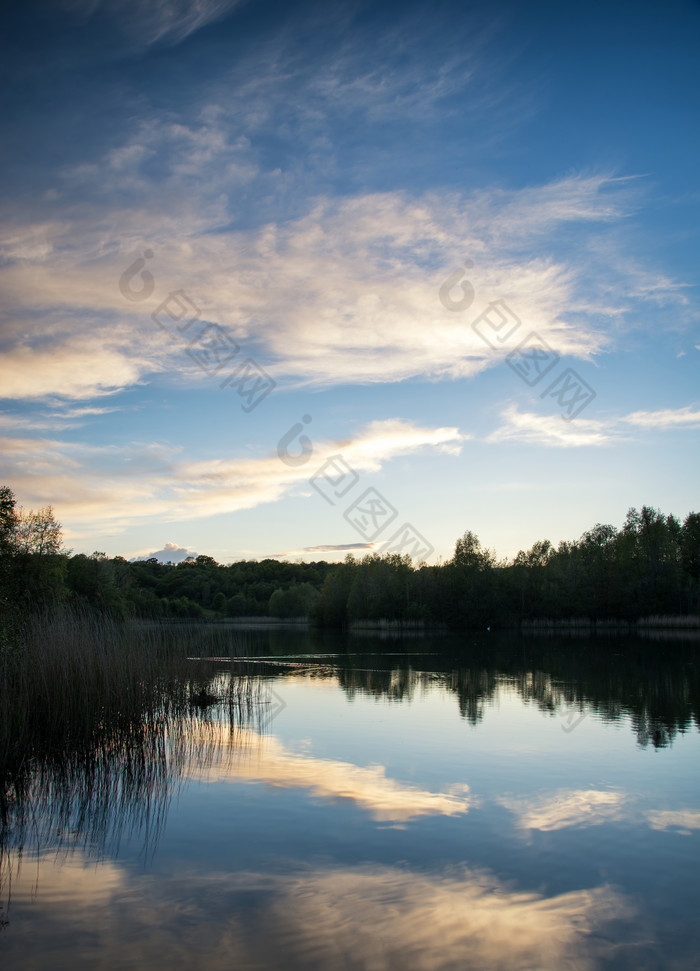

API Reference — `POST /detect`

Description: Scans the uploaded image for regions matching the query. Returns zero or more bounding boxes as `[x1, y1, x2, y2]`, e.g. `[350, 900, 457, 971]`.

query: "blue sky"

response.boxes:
[1, 0, 698, 564]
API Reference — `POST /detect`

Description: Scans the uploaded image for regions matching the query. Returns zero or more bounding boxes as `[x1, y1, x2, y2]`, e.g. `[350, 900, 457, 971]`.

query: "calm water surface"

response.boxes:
[2, 629, 699, 969]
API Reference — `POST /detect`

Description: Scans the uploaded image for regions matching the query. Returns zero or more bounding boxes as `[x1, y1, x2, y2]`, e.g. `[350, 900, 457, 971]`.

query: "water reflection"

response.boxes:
[0, 672, 277, 927]
[646, 810, 700, 834]
[499, 789, 627, 833]
[190, 725, 472, 823]
[1, 629, 698, 968]
[198, 623, 699, 750]
[281, 632, 700, 748]
[2, 852, 640, 970]
[7, 631, 692, 858]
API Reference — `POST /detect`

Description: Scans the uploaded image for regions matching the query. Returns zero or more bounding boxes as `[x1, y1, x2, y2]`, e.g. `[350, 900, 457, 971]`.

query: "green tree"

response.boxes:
[14, 505, 63, 555]
[269, 583, 319, 618]
[226, 593, 248, 616]
[621, 506, 683, 614]
[452, 530, 495, 570]
[681, 512, 700, 580]
[314, 556, 357, 627]
[0, 486, 20, 643]
[0, 485, 18, 555]
[9, 502, 68, 608]
[66, 553, 129, 617]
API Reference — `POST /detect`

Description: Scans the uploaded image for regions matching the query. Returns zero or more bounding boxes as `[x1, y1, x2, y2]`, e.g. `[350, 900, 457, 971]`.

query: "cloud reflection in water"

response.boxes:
[1, 852, 638, 971]
[188, 727, 472, 823]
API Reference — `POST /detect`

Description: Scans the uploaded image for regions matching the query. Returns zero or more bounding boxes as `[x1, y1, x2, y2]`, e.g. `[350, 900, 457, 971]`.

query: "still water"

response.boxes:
[2, 628, 699, 969]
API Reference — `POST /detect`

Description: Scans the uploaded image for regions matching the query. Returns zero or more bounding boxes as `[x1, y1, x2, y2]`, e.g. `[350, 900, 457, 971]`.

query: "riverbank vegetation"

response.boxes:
[1, 485, 699, 631]
[0, 607, 266, 828]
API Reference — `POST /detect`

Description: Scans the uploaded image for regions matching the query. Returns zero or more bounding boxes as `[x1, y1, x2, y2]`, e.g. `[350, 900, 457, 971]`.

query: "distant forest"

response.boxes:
[1, 485, 699, 630]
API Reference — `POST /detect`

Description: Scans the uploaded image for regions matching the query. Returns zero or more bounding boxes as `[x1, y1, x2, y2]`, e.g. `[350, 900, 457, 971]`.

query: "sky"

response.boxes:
[0, 0, 699, 565]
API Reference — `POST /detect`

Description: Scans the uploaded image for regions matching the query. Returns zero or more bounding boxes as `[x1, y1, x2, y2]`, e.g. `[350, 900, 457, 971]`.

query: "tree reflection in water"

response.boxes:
[293, 631, 700, 746]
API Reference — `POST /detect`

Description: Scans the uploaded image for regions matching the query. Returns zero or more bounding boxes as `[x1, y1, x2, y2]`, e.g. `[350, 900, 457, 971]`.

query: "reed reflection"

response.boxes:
[0, 614, 279, 929]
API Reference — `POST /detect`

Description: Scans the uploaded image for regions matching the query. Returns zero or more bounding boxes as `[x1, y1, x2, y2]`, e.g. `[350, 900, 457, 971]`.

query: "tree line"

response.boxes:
[1, 485, 699, 629]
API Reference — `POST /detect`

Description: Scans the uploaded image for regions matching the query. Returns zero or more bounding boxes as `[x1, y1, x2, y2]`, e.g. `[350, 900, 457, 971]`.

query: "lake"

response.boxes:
[1, 627, 699, 969]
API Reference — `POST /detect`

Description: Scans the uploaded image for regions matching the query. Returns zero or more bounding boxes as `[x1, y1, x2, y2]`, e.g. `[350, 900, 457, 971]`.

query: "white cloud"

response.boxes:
[0, 335, 151, 401]
[1, 173, 660, 400]
[0, 418, 464, 540]
[487, 402, 700, 448]
[129, 542, 198, 563]
[47, 404, 123, 418]
[487, 404, 613, 447]
[162, 418, 465, 520]
[622, 406, 700, 429]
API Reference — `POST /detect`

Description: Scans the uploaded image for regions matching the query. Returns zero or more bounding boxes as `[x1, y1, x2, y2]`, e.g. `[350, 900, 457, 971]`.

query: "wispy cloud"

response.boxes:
[47, 404, 123, 418]
[487, 405, 615, 448]
[487, 402, 700, 448]
[303, 543, 373, 553]
[61, 0, 243, 48]
[3, 172, 675, 400]
[270, 542, 375, 561]
[1, 419, 464, 541]
[164, 419, 465, 521]
[622, 406, 700, 429]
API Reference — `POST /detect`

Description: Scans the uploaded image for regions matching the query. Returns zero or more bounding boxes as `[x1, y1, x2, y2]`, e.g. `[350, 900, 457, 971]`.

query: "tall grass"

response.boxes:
[4, 611, 172, 775]
[0, 609, 267, 831]
[1, 610, 277, 929]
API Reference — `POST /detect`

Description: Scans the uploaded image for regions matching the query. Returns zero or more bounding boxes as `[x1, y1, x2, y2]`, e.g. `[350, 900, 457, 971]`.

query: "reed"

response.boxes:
[0, 609, 264, 823]
[0, 608, 277, 933]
